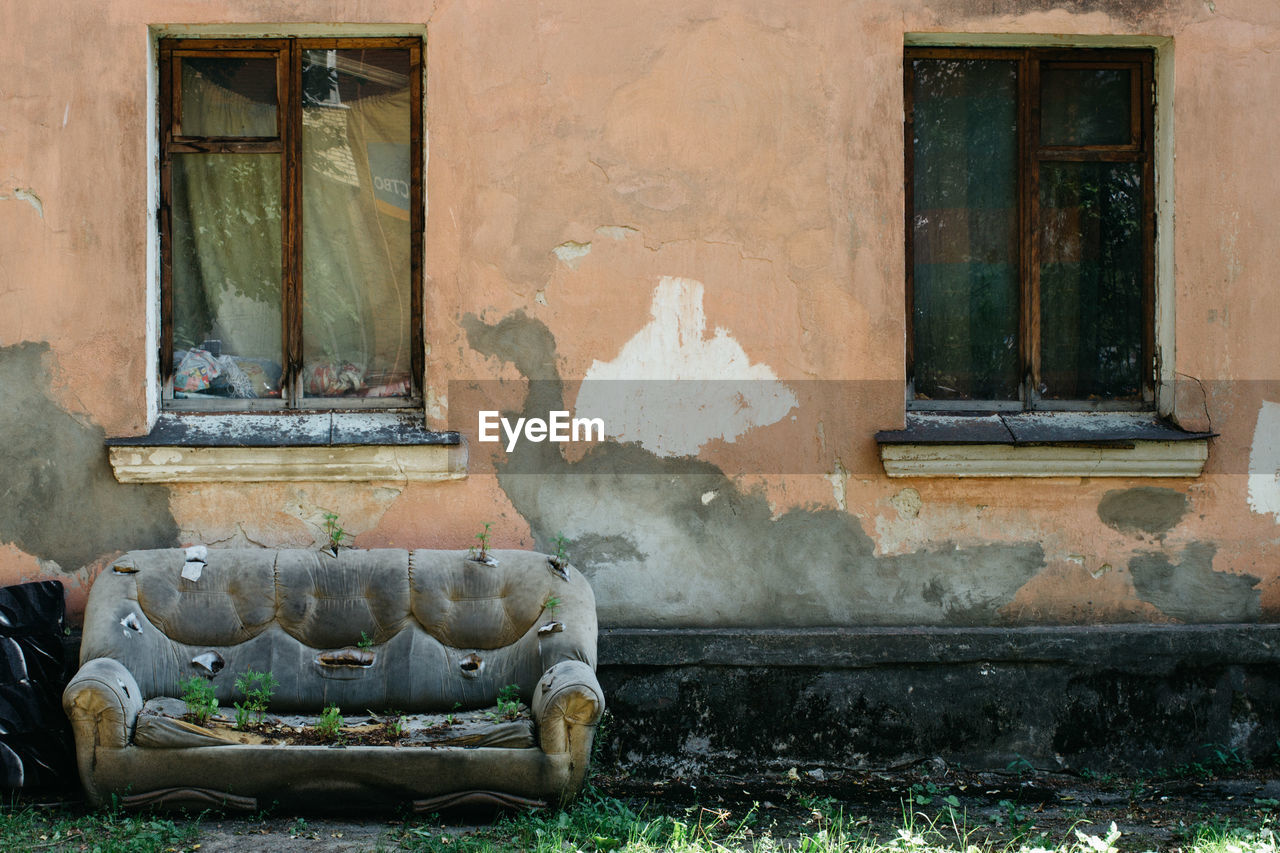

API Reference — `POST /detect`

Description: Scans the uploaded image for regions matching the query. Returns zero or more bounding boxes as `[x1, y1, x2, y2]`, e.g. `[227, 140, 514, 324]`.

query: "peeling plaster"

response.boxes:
[284, 486, 403, 549]
[1, 188, 44, 218]
[890, 488, 922, 520]
[1248, 401, 1280, 521]
[464, 311, 1044, 627]
[595, 225, 638, 241]
[552, 240, 592, 268]
[574, 277, 797, 457]
[1129, 542, 1260, 622]
[825, 459, 849, 511]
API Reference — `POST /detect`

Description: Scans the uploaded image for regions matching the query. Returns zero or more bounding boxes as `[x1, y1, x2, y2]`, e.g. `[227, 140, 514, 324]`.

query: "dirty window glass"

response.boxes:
[160, 39, 421, 410]
[1040, 67, 1132, 147]
[1038, 161, 1143, 399]
[170, 154, 284, 399]
[300, 48, 413, 400]
[179, 57, 278, 138]
[905, 47, 1152, 410]
[910, 58, 1020, 401]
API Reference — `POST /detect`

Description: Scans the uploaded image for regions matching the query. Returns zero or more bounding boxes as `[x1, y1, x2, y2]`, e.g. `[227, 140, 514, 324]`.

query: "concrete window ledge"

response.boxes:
[107, 413, 465, 483]
[875, 412, 1211, 478]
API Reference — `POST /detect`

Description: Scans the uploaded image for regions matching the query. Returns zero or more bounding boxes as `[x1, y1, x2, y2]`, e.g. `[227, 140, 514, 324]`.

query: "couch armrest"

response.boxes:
[63, 657, 143, 751]
[532, 659, 604, 800]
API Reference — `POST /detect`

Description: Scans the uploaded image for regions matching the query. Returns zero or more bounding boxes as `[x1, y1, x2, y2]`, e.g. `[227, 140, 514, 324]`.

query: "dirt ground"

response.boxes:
[161, 765, 1280, 852]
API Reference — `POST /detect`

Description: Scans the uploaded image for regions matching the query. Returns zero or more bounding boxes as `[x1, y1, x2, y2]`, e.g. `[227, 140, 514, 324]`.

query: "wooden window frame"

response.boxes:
[903, 46, 1155, 413]
[158, 36, 424, 412]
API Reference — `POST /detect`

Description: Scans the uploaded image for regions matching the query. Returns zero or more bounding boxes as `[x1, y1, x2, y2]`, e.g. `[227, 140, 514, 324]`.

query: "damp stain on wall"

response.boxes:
[464, 310, 1044, 627]
[0, 342, 178, 571]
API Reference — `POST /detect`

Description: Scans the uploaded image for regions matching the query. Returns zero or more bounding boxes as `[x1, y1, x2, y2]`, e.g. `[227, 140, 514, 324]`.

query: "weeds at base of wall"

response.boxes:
[394, 788, 1280, 853]
[4, 781, 1280, 852]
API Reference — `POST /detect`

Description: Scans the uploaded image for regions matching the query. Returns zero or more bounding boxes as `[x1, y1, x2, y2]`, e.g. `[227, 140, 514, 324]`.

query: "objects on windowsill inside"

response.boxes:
[173, 346, 282, 399]
[173, 349, 412, 400]
[304, 360, 365, 396]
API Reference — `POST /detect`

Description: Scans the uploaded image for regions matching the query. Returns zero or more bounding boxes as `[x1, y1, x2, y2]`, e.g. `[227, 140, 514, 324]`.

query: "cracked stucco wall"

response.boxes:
[0, 0, 1276, 627]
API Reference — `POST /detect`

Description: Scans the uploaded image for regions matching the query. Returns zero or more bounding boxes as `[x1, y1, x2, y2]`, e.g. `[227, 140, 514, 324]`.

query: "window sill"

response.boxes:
[106, 412, 465, 483]
[875, 412, 1211, 478]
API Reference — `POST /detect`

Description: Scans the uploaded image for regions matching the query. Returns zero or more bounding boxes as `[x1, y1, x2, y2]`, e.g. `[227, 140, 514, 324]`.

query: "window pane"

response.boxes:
[1038, 162, 1143, 400]
[1040, 67, 1132, 146]
[171, 154, 284, 399]
[180, 58, 278, 137]
[911, 59, 1020, 401]
[301, 49, 413, 399]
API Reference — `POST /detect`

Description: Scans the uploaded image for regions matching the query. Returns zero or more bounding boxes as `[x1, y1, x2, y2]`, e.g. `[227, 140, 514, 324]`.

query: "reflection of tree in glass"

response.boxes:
[911, 58, 1019, 401]
[171, 154, 282, 354]
[1040, 163, 1142, 399]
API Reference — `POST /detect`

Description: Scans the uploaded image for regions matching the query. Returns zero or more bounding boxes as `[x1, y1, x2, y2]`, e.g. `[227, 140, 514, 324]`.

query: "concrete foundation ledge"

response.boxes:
[595, 625, 1280, 781]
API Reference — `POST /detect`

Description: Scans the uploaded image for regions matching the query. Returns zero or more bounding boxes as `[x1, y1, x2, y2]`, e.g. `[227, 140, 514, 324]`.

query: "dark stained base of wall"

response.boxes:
[595, 625, 1280, 780]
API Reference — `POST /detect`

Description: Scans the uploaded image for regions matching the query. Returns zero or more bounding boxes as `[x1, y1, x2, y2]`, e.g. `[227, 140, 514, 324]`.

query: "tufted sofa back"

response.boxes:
[79, 549, 596, 712]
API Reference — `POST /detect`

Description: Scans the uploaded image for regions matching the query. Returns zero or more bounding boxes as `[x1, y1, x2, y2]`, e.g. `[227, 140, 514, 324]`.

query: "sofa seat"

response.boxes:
[135, 697, 536, 749]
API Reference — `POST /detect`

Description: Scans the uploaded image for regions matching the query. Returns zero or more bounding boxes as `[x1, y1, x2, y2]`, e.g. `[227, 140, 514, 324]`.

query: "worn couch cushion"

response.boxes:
[134, 549, 276, 646]
[409, 551, 548, 649]
[276, 550, 411, 648]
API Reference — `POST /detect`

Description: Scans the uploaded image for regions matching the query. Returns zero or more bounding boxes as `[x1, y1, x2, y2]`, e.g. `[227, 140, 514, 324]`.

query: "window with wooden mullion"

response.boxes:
[905, 46, 1154, 412]
[159, 37, 422, 411]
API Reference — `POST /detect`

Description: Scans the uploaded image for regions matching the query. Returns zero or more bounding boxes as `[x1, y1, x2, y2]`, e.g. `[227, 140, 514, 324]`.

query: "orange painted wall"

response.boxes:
[0, 0, 1276, 627]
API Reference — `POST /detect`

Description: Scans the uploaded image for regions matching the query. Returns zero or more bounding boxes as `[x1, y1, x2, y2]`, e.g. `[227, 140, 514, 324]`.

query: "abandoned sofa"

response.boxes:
[62, 548, 603, 811]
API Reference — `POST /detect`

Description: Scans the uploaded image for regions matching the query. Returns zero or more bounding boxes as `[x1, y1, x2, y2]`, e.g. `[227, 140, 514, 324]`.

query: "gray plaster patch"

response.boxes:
[1129, 542, 1259, 623]
[464, 312, 1045, 627]
[0, 342, 179, 570]
[1098, 487, 1189, 537]
[568, 533, 646, 577]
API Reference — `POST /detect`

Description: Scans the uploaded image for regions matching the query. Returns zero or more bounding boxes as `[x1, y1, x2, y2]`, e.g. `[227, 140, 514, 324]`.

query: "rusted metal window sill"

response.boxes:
[875, 412, 1211, 478]
[106, 413, 465, 483]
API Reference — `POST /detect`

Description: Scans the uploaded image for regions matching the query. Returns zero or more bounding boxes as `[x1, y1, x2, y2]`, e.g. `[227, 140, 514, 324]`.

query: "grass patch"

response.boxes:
[0, 803, 199, 852]
[395, 791, 1280, 853]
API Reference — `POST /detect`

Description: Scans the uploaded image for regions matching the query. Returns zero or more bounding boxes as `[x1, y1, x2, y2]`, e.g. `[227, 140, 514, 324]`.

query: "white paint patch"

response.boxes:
[701, 490, 718, 505]
[574, 277, 797, 457]
[1247, 400, 1280, 521]
[1, 188, 43, 218]
[825, 459, 849, 511]
[552, 241, 591, 268]
[594, 225, 637, 241]
[148, 448, 183, 465]
[62, 103, 70, 128]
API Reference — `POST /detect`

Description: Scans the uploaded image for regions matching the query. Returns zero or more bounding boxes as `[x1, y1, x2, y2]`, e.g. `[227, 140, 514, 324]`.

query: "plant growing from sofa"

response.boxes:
[316, 704, 344, 743]
[322, 511, 349, 555]
[178, 676, 218, 726]
[232, 669, 278, 730]
[469, 522, 494, 564]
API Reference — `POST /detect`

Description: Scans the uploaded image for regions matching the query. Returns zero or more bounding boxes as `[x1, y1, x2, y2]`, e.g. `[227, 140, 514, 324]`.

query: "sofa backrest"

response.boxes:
[79, 549, 597, 712]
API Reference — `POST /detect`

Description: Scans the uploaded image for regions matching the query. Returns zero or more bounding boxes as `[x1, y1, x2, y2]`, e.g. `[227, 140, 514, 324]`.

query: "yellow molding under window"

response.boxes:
[879, 440, 1208, 478]
[108, 443, 467, 484]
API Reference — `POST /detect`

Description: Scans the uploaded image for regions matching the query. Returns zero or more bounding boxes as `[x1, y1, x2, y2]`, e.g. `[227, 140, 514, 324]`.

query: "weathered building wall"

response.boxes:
[0, 0, 1277, 633]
